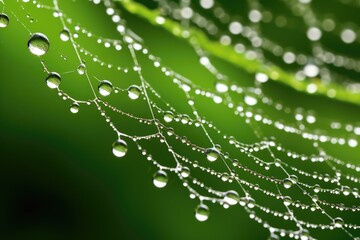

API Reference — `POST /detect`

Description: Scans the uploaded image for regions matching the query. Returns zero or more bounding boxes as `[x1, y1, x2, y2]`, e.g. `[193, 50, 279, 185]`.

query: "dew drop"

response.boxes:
[195, 204, 210, 222]
[244, 95, 258, 106]
[283, 196, 292, 206]
[180, 166, 190, 178]
[127, 85, 141, 100]
[153, 170, 168, 188]
[283, 178, 293, 189]
[112, 139, 128, 157]
[77, 63, 86, 75]
[224, 190, 239, 205]
[215, 80, 229, 93]
[163, 111, 174, 123]
[0, 13, 9, 28]
[333, 217, 344, 228]
[70, 102, 80, 114]
[46, 72, 61, 89]
[98, 80, 113, 96]
[28, 33, 50, 56]
[60, 29, 70, 42]
[205, 148, 220, 162]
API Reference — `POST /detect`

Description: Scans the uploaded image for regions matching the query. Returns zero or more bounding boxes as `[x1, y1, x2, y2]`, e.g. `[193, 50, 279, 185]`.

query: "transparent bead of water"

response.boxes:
[0, 13, 9, 28]
[70, 102, 80, 114]
[180, 166, 190, 178]
[77, 63, 86, 75]
[224, 190, 239, 205]
[283, 196, 292, 206]
[205, 147, 220, 162]
[60, 29, 70, 42]
[283, 178, 293, 189]
[46, 72, 61, 89]
[163, 111, 174, 123]
[98, 80, 113, 96]
[195, 204, 210, 222]
[28, 33, 50, 56]
[127, 85, 141, 100]
[153, 170, 168, 188]
[333, 217, 344, 228]
[112, 139, 128, 157]
[215, 80, 229, 93]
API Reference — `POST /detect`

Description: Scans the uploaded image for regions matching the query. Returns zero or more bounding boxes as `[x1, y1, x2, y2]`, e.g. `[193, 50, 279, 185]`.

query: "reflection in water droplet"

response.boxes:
[153, 170, 168, 188]
[112, 139, 128, 157]
[28, 33, 50, 56]
[98, 80, 113, 96]
[0, 13, 9, 28]
[46, 72, 61, 89]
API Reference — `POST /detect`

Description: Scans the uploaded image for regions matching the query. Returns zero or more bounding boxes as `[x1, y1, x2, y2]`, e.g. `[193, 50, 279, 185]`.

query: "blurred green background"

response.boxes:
[1, 0, 360, 239]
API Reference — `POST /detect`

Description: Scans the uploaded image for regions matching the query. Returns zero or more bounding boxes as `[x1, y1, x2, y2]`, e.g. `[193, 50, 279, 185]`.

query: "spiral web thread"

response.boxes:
[2, 0, 360, 239]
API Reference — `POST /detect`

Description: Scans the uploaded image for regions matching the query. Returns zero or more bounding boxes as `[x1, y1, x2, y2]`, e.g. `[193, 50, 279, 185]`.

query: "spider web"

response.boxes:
[2, 0, 360, 239]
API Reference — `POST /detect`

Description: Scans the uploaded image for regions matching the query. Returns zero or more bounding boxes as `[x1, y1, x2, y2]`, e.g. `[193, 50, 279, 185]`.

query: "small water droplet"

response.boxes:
[60, 29, 70, 42]
[163, 111, 174, 123]
[153, 170, 168, 188]
[70, 102, 80, 113]
[77, 63, 86, 75]
[0, 13, 9, 28]
[333, 217, 344, 228]
[112, 139, 128, 157]
[28, 33, 50, 56]
[46, 72, 61, 89]
[127, 85, 141, 100]
[224, 190, 239, 205]
[180, 166, 190, 178]
[283, 178, 293, 189]
[195, 204, 210, 222]
[98, 80, 113, 96]
[205, 148, 220, 162]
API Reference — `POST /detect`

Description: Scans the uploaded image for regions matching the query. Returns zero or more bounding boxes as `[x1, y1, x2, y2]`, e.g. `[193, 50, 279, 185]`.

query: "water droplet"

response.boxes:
[70, 102, 80, 113]
[224, 190, 239, 205]
[283, 196, 292, 206]
[153, 170, 168, 188]
[28, 33, 50, 56]
[283, 178, 293, 189]
[127, 85, 141, 100]
[112, 139, 128, 157]
[60, 29, 70, 42]
[77, 63, 86, 75]
[195, 204, 210, 222]
[180, 166, 190, 178]
[0, 13, 9, 28]
[98, 80, 113, 96]
[215, 80, 229, 93]
[244, 95, 258, 106]
[333, 217, 344, 228]
[46, 72, 61, 89]
[163, 111, 174, 123]
[205, 148, 220, 162]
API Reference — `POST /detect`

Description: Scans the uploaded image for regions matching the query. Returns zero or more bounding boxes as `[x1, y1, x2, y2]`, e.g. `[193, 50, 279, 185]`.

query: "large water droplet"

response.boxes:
[0, 13, 9, 28]
[70, 102, 80, 114]
[224, 190, 239, 205]
[127, 85, 141, 100]
[205, 147, 220, 162]
[153, 170, 168, 188]
[77, 63, 86, 75]
[46, 72, 61, 89]
[28, 33, 49, 56]
[98, 80, 113, 96]
[60, 29, 70, 42]
[282, 178, 293, 189]
[163, 111, 174, 123]
[180, 166, 190, 178]
[333, 217, 344, 228]
[195, 204, 210, 222]
[112, 139, 128, 157]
